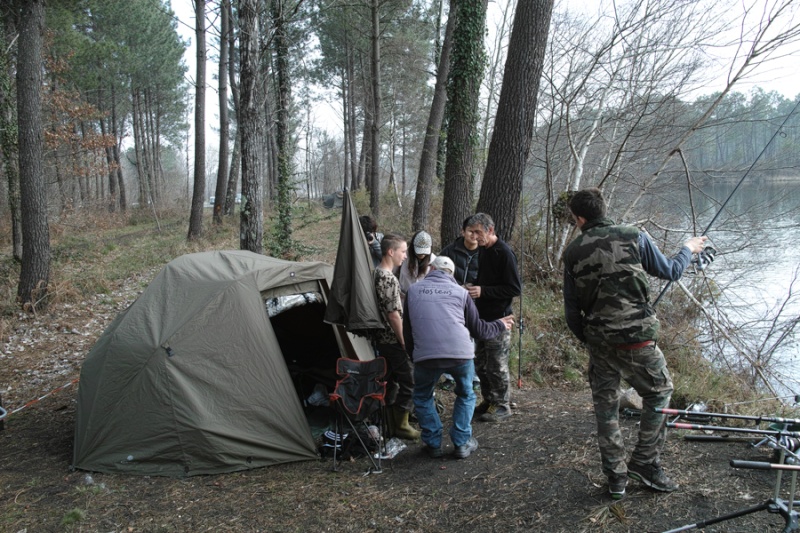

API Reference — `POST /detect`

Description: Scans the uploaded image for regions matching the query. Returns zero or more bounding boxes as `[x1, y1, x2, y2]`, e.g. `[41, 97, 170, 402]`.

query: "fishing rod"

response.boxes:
[668, 421, 800, 439]
[657, 406, 800, 427]
[658, 406, 800, 445]
[653, 96, 800, 307]
[658, 402, 800, 533]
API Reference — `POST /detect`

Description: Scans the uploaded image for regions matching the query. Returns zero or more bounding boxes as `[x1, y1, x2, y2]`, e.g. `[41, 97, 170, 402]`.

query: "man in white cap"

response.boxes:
[403, 255, 514, 459]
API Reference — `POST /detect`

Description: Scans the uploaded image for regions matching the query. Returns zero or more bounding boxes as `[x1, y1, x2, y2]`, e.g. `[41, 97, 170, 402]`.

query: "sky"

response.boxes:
[171, 0, 800, 151]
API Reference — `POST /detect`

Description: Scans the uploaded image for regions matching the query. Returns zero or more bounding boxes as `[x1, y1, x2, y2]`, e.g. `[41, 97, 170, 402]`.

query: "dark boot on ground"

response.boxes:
[384, 406, 397, 437]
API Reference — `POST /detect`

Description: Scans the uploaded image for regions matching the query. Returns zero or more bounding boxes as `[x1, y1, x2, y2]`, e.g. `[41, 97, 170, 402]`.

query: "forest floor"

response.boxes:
[0, 214, 795, 532]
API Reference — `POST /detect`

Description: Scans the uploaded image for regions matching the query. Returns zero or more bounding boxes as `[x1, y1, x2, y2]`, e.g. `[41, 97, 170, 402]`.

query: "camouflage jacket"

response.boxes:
[562, 218, 659, 345]
[374, 267, 403, 345]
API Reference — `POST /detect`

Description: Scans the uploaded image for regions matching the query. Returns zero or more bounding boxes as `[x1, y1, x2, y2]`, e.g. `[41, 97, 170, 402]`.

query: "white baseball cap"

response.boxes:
[431, 255, 455, 276]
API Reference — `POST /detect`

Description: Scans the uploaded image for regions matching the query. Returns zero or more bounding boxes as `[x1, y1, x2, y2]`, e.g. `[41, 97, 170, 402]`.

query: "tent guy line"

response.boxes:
[1, 377, 80, 420]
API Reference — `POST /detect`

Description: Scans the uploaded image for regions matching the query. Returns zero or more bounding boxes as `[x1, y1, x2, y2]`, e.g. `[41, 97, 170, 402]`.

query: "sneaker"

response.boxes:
[477, 403, 512, 423]
[608, 474, 627, 500]
[627, 460, 678, 492]
[454, 437, 479, 459]
[424, 444, 443, 459]
[473, 401, 491, 419]
[439, 378, 455, 392]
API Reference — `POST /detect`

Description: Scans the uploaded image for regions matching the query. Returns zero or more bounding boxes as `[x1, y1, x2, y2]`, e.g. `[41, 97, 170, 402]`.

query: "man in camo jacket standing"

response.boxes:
[562, 187, 707, 500]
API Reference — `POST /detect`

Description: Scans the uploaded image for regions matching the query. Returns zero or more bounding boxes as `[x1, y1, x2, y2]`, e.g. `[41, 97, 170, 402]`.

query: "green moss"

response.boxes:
[61, 508, 86, 527]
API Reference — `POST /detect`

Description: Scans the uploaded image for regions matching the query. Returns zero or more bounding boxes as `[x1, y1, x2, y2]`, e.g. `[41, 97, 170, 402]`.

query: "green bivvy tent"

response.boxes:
[73, 250, 374, 477]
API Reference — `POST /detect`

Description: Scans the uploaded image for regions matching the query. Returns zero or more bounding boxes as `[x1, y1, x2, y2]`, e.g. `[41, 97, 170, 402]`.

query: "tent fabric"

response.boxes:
[73, 250, 373, 477]
[324, 189, 385, 337]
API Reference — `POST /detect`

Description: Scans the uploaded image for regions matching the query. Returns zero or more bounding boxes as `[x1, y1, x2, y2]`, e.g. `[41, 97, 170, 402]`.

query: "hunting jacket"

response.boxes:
[563, 218, 664, 346]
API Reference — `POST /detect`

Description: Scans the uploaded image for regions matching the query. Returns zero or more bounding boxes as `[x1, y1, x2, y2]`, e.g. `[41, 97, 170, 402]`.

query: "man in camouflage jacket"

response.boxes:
[562, 187, 706, 499]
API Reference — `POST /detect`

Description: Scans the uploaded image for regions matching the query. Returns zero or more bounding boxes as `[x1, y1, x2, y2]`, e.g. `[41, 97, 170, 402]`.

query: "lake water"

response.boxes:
[655, 178, 800, 397]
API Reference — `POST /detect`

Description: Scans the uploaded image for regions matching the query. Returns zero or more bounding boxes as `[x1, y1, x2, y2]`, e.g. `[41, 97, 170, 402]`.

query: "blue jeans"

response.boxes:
[413, 360, 476, 448]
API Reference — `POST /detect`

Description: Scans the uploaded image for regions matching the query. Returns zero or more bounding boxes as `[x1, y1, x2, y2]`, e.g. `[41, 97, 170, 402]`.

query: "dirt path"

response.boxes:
[0, 377, 789, 532]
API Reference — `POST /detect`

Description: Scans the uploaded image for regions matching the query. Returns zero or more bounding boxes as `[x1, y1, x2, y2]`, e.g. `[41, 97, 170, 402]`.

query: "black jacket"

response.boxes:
[439, 237, 480, 286]
[474, 238, 521, 320]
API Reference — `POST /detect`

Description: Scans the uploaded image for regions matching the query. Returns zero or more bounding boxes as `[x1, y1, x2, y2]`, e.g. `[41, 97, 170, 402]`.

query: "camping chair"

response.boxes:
[328, 357, 387, 474]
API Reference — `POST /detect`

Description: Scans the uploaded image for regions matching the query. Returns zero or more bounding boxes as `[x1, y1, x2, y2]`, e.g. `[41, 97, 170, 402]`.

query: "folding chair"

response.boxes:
[328, 357, 387, 474]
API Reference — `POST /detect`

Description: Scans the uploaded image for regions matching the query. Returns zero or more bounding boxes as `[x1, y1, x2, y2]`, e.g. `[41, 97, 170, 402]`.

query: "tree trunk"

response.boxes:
[346, 42, 359, 190]
[401, 123, 407, 196]
[359, 113, 371, 194]
[224, 130, 241, 215]
[440, 0, 487, 246]
[477, 0, 553, 240]
[76, 122, 89, 204]
[341, 68, 350, 191]
[99, 112, 117, 213]
[151, 90, 164, 207]
[264, 110, 278, 204]
[223, 0, 240, 217]
[188, 0, 206, 239]
[144, 89, 158, 206]
[131, 90, 146, 206]
[16, 0, 51, 308]
[238, 0, 264, 253]
[213, 0, 230, 225]
[412, 0, 455, 233]
[111, 84, 126, 211]
[271, 0, 293, 257]
[137, 90, 154, 207]
[0, 14, 22, 260]
[369, 0, 381, 216]
[479, 0, 515, 167]
[388, 108, 396, 188]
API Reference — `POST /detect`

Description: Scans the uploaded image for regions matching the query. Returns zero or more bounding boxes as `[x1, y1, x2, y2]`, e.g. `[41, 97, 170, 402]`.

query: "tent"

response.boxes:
[73, 250, 374, 477]
[324, 188, 385, 336]
[322, 190, 344, 209]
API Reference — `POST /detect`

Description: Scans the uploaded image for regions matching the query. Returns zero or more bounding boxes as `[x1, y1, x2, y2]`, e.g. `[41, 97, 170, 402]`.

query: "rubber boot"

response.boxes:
[392, 406, 420, 440]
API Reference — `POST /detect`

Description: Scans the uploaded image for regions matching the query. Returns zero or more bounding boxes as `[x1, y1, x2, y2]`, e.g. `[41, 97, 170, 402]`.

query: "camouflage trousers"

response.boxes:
[475, 330, 511, 406]
[587, 341, 673, 478]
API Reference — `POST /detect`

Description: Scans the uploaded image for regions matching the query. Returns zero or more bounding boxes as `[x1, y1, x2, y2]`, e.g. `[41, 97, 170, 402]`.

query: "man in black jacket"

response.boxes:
[440, 216, 480, 287]
[464, 213, 522, 422]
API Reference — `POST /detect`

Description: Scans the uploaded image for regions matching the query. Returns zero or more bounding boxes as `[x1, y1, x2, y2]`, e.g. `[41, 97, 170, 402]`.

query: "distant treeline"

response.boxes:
[686, 89, 800, 177]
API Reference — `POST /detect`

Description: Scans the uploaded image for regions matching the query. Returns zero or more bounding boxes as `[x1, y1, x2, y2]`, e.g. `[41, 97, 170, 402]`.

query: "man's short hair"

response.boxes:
[464, 213, 494, 231]
[381, 233, 406, 256]
[569, 188, 607, 221]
